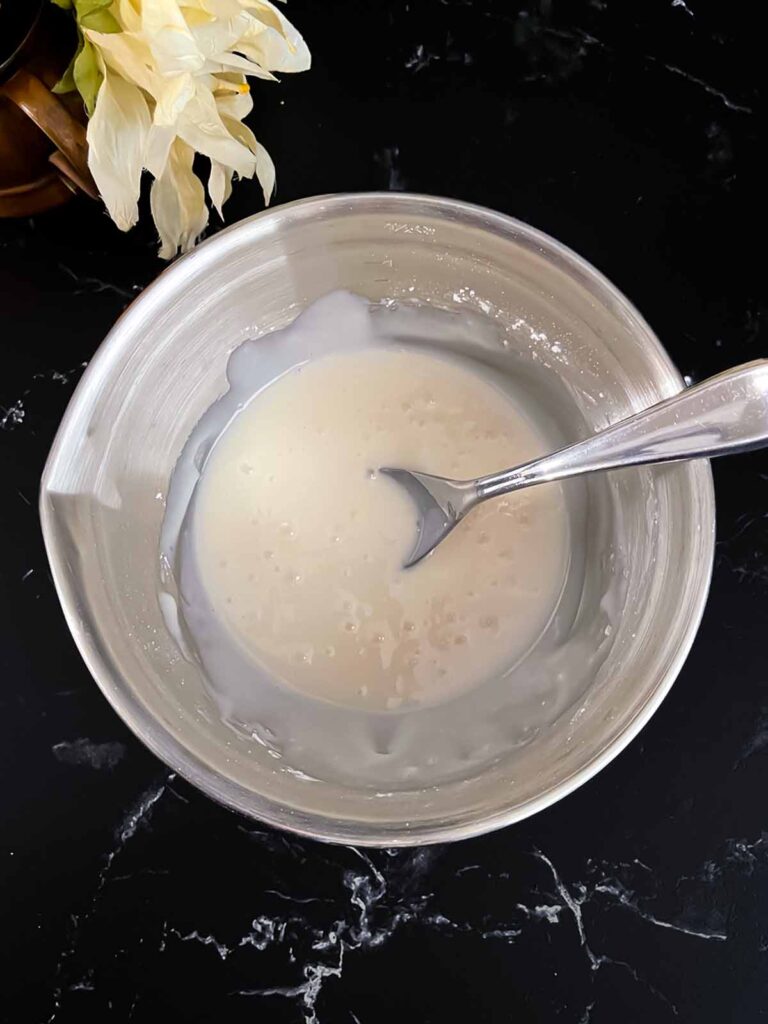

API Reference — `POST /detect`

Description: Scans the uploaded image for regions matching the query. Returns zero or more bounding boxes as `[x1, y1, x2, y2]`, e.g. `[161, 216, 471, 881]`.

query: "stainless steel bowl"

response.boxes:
[40, 193, 715, 845]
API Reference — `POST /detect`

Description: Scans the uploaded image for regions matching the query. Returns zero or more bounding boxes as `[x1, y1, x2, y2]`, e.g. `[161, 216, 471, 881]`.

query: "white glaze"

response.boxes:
[191, 345, 569, 712]
[161, 293, 616, 789]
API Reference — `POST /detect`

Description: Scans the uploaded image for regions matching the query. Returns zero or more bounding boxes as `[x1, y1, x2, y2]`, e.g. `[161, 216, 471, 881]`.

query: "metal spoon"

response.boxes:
[381, 359, 768, 568]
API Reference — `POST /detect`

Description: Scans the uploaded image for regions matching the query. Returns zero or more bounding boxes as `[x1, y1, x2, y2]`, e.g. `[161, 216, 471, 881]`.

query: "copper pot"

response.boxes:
[0, 0, 98, 217]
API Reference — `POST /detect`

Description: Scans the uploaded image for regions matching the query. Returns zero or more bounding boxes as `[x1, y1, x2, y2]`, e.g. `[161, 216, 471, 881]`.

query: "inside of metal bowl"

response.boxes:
[40, 194, 714, 844]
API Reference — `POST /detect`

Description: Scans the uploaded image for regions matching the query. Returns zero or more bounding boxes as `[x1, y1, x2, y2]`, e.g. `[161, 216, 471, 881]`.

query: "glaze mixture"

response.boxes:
[191, 346, 569, 711]
[162, 293, 597, 786]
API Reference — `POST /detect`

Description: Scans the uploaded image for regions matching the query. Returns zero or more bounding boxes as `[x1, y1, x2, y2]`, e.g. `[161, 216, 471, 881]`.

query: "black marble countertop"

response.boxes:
[1, 1, 765, 1021]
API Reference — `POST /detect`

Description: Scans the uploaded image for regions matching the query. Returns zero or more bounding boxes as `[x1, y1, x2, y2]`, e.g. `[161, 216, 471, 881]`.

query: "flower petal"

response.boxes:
[213, 81, 254, 120]
[142, 0, 205, 74]
[86, 65, 150, 231]
[187, 9, 249, 56]
[150, 139, 209, 258]
[84, 28, 157, 92]
[253, 138, 276, 205]
[153, 71, 196, 125]
[176, 81, 256, 178]
[208, 159, 233, 217]
[238, 0, 311, 72]
[221, 114, 275, 204]
[145, 123, 175, 178]
[114, 0, 141, 32]
[202, 53, 276, 80]
[186, 0, 243, 17]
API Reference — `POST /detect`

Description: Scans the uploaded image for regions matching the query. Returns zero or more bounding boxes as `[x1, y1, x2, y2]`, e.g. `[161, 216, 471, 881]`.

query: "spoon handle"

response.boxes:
[477, 359, 768, 500]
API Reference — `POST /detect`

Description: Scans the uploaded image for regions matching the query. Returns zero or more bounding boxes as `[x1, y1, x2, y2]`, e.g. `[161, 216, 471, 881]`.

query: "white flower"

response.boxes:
[82, 0, 310, 257]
